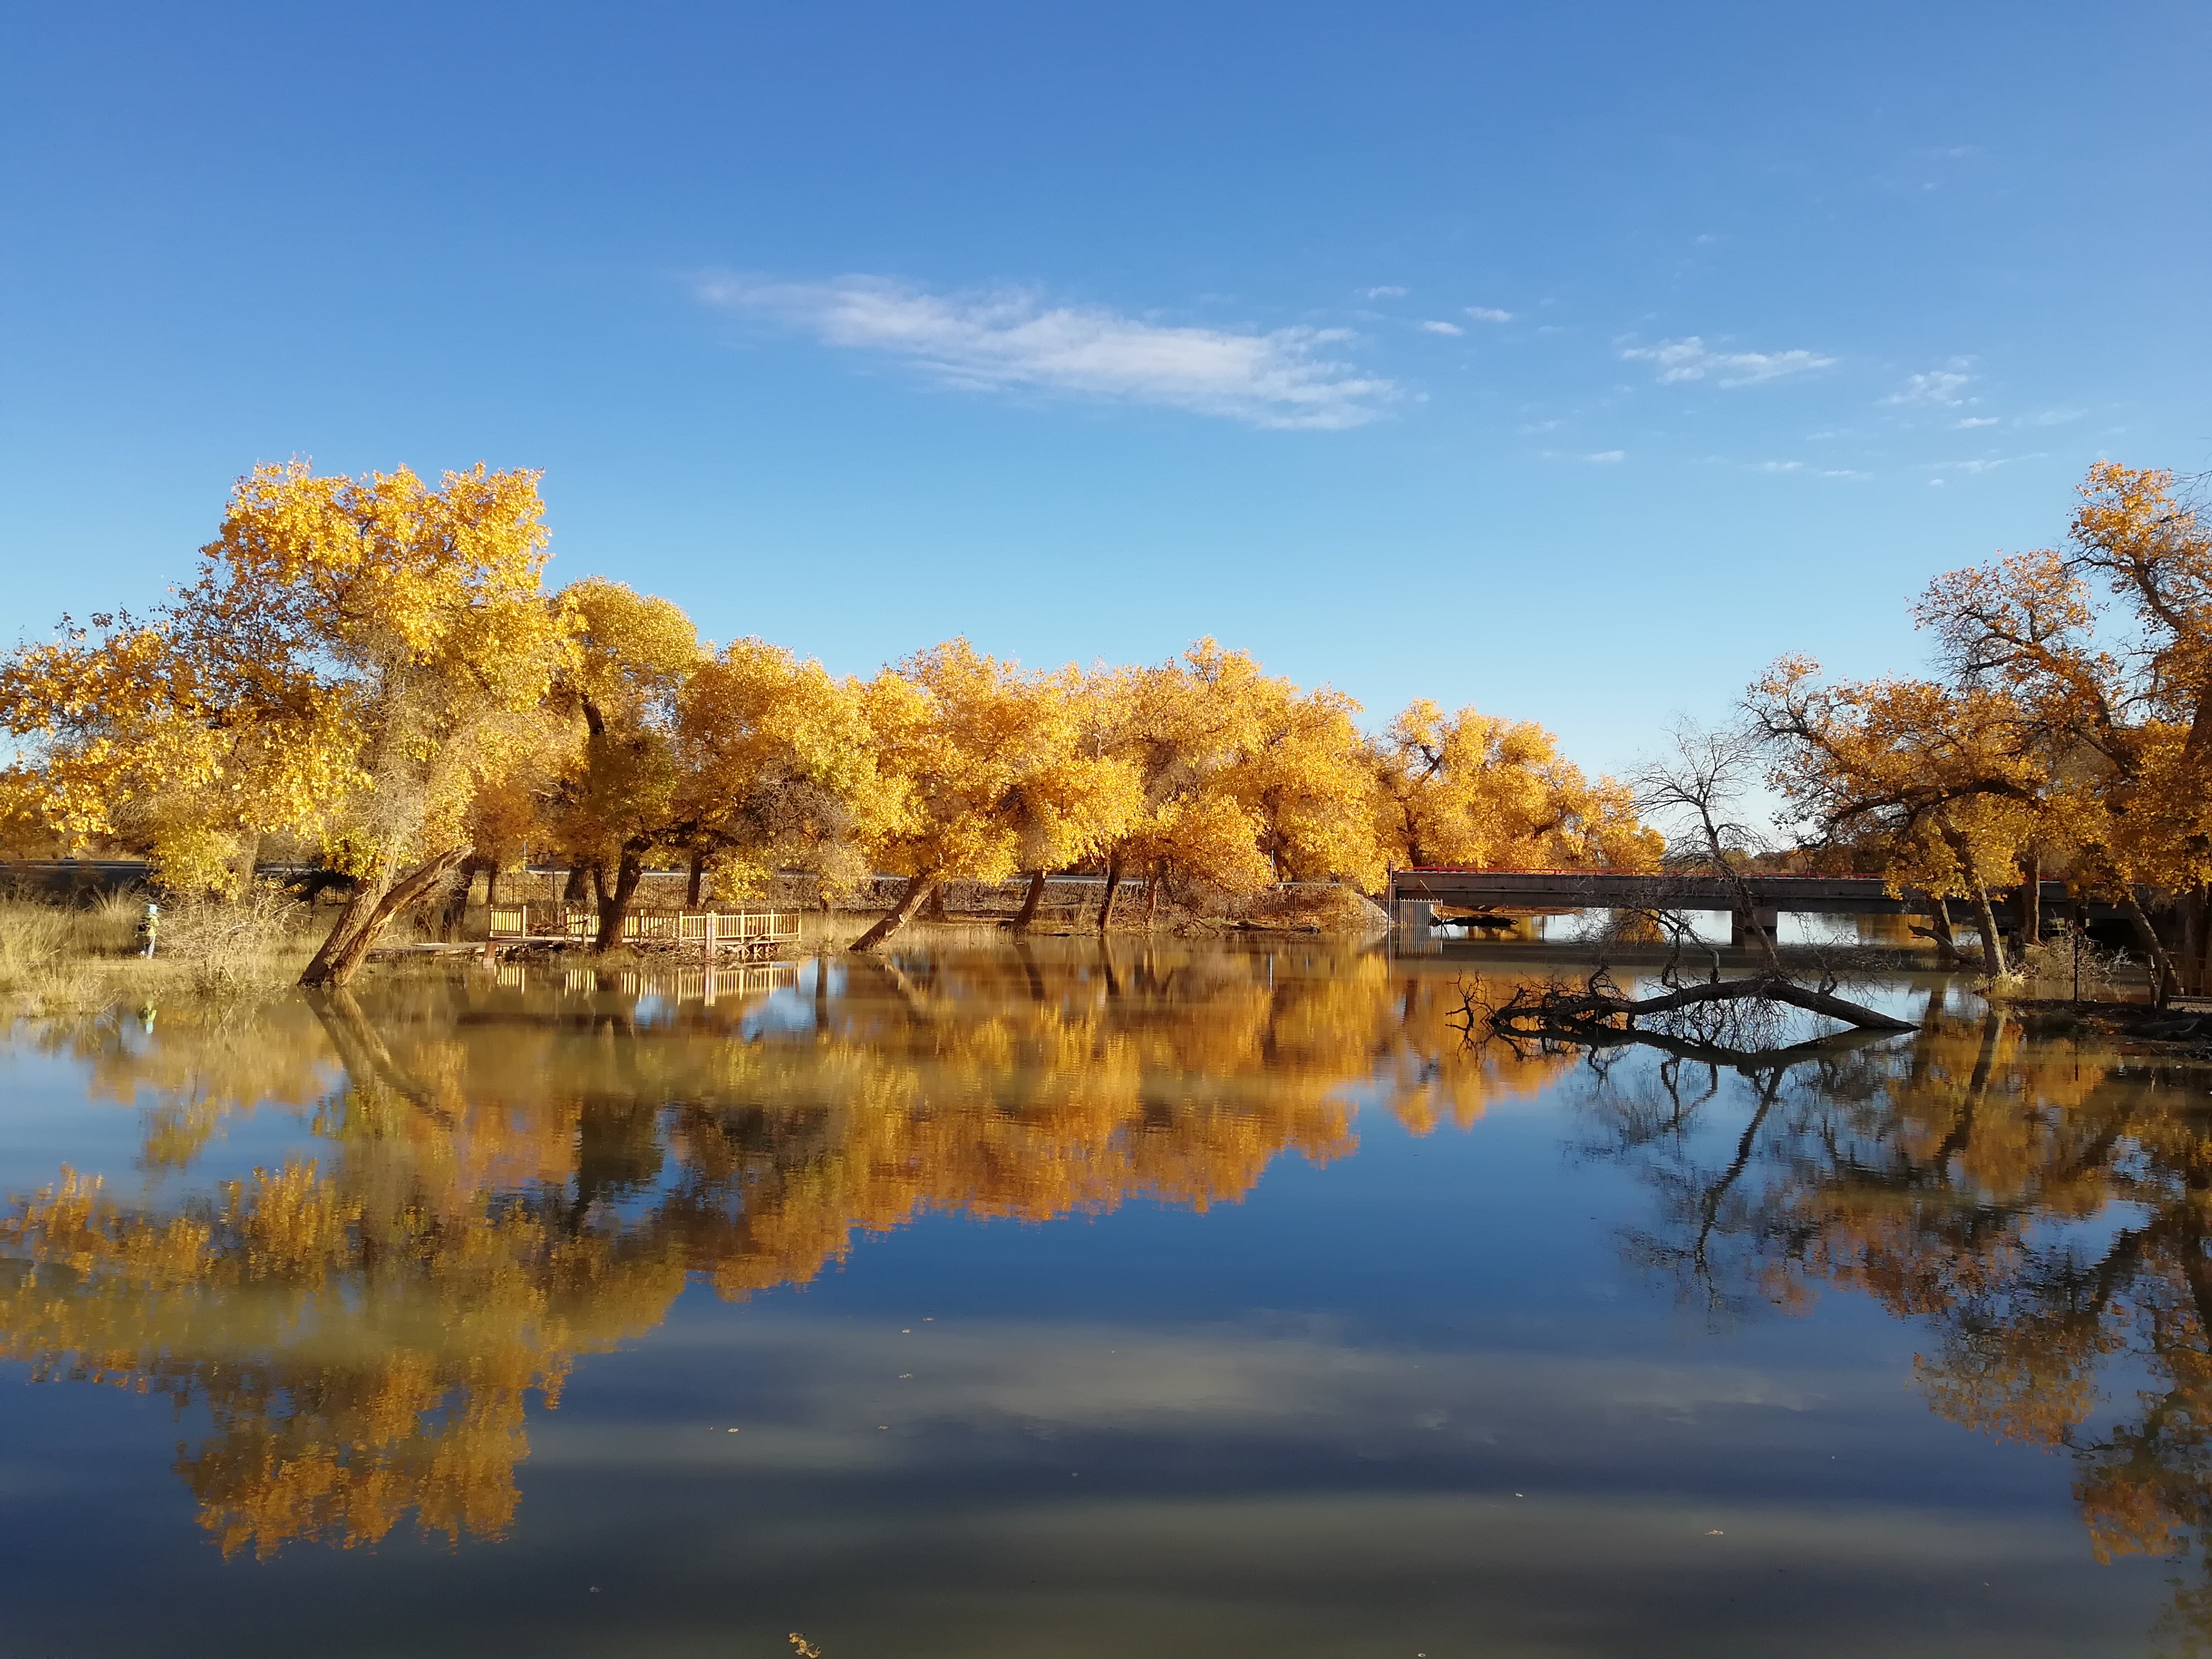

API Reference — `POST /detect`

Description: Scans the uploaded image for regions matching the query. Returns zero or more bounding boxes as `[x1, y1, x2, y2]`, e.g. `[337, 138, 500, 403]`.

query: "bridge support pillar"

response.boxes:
[1396, 900, 1435, 938]
[1730, 908, 1779, 948]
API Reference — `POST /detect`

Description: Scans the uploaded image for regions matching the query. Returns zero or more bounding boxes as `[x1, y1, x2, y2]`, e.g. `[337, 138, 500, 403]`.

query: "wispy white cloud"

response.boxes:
[2019, 407, 2087, 427]
[1767, 461, 1872, 479]
[1543, 448, 1624, 463]
[1620, 336, 1836, 387]
[1464, 306, 1514, 323]
[1883, 368, 1971, 406]
[700, 275, 1397, 429]
[1418, 319, 1464, 337]
[1361, 285, 1408, 299]
[1583, 449, 1625, 463]
[1953, 416, 1999, 429]
[1924, 453, 2045, 477]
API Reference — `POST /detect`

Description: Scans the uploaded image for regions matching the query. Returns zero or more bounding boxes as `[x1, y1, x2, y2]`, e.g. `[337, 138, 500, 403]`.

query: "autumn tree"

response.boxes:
[1371, 698, 1658, 874]
[541, 578, 703, 950]
[0, 462, 575, 987]
[1080, 643, 1277, 930]
[1749, 667, 2049, 978]
[673, 638, 892, 905]
[1755, 462, 2212, 997]
[848, 641, 1139, 950]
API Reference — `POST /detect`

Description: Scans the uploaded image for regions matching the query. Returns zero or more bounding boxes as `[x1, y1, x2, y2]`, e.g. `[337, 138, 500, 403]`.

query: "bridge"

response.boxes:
[1386, 867, 2107, 945]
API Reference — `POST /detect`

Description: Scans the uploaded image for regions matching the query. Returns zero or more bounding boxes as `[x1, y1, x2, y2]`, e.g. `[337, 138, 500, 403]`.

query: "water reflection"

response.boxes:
[1580, 1011, 2212, 1652]
[0, 944, 1565, 1558]
[13, 946, 2211, 1649]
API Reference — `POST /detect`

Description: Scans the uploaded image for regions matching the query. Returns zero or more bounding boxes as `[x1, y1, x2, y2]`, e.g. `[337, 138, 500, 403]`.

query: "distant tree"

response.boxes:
[1371, 697, 1659, 874]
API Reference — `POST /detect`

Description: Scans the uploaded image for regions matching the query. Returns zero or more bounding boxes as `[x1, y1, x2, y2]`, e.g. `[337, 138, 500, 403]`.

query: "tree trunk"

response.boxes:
[594, 845, 647, 952]
[485, 866, 500, 912]
[1935, 819, 2005, 977]
[1097, 852, 1127, 931]
[2118, 885, 2180, 1007]
[1914, 891, 1961, 964]
[1011, 869, 1047, 931]
[231, 832, 262, 899]
[850, 873, 939, 953]
[685, 847, 706, 909]
[2019, 852, 2042, 952]
[925, 881, 950, 922]
[562, 864, 588, 903]
[1144, 864, 1162, 929]
[436, 861, 477, 941]
[1964, 875, 2008, 978]
[2184, 884, 2209, 997]
[298, 846, 470, 988]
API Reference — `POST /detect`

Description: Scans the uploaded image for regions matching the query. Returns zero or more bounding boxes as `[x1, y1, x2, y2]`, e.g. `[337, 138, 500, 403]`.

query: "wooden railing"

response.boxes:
[494, 961, 799, 1004]
[486, 903, 802, 952]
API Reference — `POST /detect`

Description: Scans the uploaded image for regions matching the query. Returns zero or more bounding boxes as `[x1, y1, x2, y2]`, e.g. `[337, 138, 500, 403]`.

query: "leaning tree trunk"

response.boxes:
[593, 845, 648, 953]
[1913, 890, 1961, 966]
[1011, 870, 1048, 931]
[2118, 885, 2180, 1007]
[299, 846, 471, 989]
[1963, 875, 2008, 979]
[1097, 852, 1127, 931]
[2019, 852, 2042, 954]
[685, 847, 707, 909]
[850, 873, 940, 953]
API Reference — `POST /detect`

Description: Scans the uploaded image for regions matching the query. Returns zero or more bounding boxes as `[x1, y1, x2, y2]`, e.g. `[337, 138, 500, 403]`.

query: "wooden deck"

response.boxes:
[486, 903, 802, 958]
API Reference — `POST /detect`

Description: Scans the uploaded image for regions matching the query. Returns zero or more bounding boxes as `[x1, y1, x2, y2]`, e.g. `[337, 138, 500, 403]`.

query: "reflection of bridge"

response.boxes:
[1387, 868, 2113, 945]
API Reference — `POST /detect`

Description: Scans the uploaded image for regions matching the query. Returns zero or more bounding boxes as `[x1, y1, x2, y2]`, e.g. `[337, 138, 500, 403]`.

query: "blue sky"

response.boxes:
[3, 1, 2206, 778]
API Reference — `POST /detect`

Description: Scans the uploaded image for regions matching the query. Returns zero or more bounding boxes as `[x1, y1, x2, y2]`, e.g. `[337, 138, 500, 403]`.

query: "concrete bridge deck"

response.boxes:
[1386, 868, 2114, 925]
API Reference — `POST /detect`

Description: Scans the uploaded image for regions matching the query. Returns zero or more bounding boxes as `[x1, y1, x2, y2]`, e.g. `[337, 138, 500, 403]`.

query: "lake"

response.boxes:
[0, 942, 2202, 1657]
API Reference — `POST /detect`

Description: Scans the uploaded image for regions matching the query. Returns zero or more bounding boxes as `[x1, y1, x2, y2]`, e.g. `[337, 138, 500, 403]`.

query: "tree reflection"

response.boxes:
[0, 944, 1563, 1557]
[1579, 1010, 2212, 1655]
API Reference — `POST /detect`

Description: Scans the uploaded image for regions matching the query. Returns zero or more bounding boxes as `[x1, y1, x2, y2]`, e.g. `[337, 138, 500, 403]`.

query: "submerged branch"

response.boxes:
[1471, 972, 1915, 1065]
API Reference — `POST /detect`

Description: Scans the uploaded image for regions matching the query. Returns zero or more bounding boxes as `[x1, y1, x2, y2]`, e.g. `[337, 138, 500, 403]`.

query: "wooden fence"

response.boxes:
[487, 903, 801, 957]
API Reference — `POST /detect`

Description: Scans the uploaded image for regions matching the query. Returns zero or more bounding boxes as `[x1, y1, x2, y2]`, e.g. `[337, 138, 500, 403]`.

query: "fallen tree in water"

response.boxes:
[1462, 969, 1915, 1068]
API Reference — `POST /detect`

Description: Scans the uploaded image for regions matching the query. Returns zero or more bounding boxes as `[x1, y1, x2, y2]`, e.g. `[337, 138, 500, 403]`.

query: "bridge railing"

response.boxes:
[487, 903, 802, 949]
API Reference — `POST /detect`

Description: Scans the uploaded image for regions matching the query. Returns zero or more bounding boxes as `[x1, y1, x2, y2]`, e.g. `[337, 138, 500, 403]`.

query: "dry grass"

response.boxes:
[156, 884, 321, 995]
[2005, 933, 2138, 997]
[0, 885, 322, 1015]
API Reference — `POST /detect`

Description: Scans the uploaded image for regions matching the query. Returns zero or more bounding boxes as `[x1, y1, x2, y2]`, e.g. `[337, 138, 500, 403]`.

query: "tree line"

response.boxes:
[0, 460, 1656, 986]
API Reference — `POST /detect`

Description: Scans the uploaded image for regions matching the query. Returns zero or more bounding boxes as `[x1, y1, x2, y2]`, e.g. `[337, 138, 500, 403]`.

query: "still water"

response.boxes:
[0, 943, 2203, 1657]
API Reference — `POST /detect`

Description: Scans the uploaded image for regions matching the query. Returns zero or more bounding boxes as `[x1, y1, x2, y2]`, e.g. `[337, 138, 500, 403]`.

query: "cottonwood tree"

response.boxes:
[1917, 463, 2212, 996]
[1752, 462, 2212, 998]
[848, 641, 1139, 950]
[674, 638, 894, 908]
[1749, 668, 2048, 978]
[1212, 661, 1384, 890]
[542, 578, 702, 950]
[1079, 643, 1277, 929]
[1370, 697, 1659, 873]
[0, 461, 575, 987]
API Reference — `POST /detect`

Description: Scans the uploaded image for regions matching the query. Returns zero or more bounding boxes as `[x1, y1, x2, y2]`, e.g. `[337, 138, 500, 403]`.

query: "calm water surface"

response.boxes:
[0, 942, 2204, 1657]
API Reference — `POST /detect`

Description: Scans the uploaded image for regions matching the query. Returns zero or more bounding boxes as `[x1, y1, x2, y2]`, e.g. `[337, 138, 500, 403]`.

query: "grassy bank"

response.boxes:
[0, 891, 324, 1013]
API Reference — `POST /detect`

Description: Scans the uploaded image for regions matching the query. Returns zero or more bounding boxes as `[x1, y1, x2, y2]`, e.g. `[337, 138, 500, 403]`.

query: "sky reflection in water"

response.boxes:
[0, 942, 2203, 1658]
